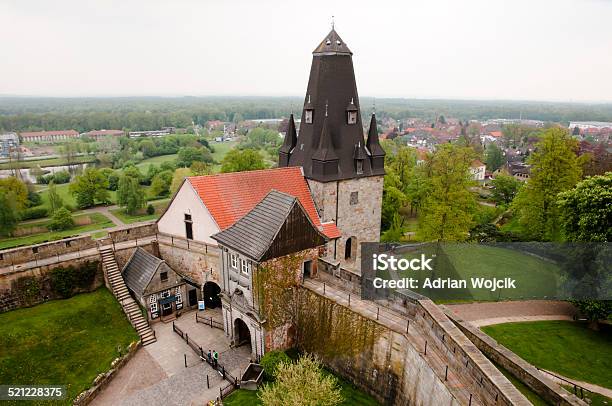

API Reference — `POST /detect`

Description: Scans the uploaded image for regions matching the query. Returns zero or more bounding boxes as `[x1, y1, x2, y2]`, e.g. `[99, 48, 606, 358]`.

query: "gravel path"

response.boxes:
[445, 300, 578, 324]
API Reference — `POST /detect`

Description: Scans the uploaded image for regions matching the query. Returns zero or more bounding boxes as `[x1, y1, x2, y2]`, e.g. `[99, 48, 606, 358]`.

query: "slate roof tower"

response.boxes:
[280, 28, 385, 180]
[279, 27, 385, 272]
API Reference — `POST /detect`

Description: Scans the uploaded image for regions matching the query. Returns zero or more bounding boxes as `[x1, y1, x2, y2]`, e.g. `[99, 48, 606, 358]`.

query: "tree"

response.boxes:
[176, 146, 212, 167]
[485, 143, 504, 172]
[418, 144, 477, 241]
[170, 168, 193, 194]
[190, 161, 213, 176]
[117, 167, 146, 215]
[48, 207, 74, 231]
[149, 170, 173, 197]
[258, 355, 343, 406]
[0, 176, 28, 210]
[0, 191, 19, 236]
[221, 149, 266, 173]
[558, 173, 611, 242]
[512, 128, 581, 241]
[47, 180, 64, 214]
[69, 168, 111, 208]
[572, 126, 580, 136]
[490, 174, 521, 205]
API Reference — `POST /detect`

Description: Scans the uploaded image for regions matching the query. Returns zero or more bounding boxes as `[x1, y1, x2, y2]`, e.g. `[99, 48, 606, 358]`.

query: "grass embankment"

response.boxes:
[482, 321, 612, 390]
[224, 372, 380, 406]
[396, 244, 561, 302]
[0, 212, 114, 249]
[0, 155, 96, 170]
[110, 199, 170, 224]
[135, 153, 178, 171]
[0, 288, 139, 404]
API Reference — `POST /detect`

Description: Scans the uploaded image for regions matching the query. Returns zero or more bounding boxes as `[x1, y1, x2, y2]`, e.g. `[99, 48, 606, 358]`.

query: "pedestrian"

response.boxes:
[213, 350, 218, 368]
[207, 349, 212, 364]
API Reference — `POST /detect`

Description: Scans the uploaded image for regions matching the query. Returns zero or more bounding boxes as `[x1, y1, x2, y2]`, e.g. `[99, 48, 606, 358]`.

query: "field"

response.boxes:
[0, 212, 114, 249]
[135, 153, 178, 171]
[395, 244, 561, 302]
[0, 155, 96, 170]
[110, 199, 170, 224]
[0, 288, 139, 404]
[482, 321, 612, 390]
[38, 183, 119, 210]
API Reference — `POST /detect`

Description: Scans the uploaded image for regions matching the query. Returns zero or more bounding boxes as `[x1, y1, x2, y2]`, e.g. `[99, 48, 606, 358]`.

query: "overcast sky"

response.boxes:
[1, 0, 611, 102]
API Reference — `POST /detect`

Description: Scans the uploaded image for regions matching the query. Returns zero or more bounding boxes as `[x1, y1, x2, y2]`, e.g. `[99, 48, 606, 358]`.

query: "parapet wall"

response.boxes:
[0, 235, 98, 268]
[443, 307, 587, 406]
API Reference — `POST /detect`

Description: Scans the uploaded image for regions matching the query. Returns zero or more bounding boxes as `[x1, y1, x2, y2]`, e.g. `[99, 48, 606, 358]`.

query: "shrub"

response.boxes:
[260, 350, 292, 381]
[20, 206, 48, 221]
[48, 207, 74, 231]
[50, 266, 77, 298]
[52, 170, 71, 184]
[26, 191, 43, 207]
[15, 276, 41, 305]
[146, 204, 155, 215]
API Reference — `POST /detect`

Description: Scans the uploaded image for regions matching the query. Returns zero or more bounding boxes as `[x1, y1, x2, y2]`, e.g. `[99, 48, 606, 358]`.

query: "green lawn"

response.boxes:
[110, 199, 169, 224]
[561, 384, 612, 406]
[135, 153, 178, 171]
[482, 321, 612, 389]
[0, 155, 96, 170]
[397, 244, 561, 302]
[0, 288, 139, 404]
[224, 370, 380, 406]
[0, 212, 115, 249]
[38, 183, 118, 210]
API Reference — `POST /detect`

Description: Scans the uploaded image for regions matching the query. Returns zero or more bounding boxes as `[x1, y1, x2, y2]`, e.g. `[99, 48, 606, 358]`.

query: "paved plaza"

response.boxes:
[92, 308, 252, 406]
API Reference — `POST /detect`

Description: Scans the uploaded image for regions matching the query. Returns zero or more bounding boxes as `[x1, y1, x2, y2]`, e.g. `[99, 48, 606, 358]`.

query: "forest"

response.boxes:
[2, 96, 612, 132]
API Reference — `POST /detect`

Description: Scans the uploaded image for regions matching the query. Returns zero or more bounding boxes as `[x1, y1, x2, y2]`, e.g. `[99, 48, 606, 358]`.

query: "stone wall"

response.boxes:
[0, 235, 98, 268]
[443, 308, 586, 406]
[157, 235, 221, 287]
[0, 257, 103, 313]
[108, 222, 157, 243]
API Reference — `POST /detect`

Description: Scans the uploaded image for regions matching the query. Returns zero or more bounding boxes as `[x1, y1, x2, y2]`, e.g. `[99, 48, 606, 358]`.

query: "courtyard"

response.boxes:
[92, 307, 252, 406]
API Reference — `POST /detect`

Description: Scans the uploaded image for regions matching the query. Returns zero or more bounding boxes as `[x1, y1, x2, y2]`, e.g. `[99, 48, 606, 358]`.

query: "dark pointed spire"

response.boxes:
[312, 115, 338, 162]
[279, 114, 297, 154]
[313, 29, 352, 55]
[366, 113, 385, 157]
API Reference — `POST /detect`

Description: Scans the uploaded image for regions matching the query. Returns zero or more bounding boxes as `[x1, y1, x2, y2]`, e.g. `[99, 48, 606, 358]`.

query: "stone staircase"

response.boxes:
[100, 247, 156, 346]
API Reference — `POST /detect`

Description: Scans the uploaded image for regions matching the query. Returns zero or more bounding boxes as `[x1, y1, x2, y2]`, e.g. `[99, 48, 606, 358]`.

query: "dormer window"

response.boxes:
[356, 159, 363, 174]
[346, 98, 358, 125]
[305, 109, 313, 124]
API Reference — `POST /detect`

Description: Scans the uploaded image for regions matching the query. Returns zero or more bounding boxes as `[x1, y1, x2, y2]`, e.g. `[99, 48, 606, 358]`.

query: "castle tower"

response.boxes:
[279, 28, 385, 272]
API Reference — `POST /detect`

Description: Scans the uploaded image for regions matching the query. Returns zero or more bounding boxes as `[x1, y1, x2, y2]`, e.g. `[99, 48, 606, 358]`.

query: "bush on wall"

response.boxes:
[15, 276, 41, 305]
[49, 261, 99, 298]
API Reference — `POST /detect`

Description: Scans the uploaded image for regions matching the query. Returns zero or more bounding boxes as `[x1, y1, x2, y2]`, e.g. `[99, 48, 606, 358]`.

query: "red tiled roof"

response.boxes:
[471, 159, 485, 167]
[20, 130, 79, 137]
[489, 131, 502, 138]
[187, 167, 340, 239]
[84, 129, 124, 136]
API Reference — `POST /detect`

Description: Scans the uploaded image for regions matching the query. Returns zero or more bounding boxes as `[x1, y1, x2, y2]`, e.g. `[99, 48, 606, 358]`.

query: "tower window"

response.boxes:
[350, 191, 359, 205]
[356, 160, 363, 175]
[305, 110, 313, 124]
[347, 111, 357, 124]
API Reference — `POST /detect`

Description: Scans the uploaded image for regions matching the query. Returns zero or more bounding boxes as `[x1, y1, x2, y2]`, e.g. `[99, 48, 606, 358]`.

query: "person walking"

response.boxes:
[213, 350, 219, 368]
[207, 349, 212, 364]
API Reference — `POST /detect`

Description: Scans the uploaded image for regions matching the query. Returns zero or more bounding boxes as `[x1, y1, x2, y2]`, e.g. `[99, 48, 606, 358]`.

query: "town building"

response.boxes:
[0, 133, 19, 158]
[122, 247, 192, 322]
[128, 129, 173, 138]
[19, 130, 79, 142]
[470, 159, 486, 181]
[82, 129, 124, 140]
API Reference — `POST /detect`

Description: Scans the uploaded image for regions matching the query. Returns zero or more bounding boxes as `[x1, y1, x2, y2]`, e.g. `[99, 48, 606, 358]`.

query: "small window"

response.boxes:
[160, 271, 168, 282]
[356, 160, 363, 175]
[32, 247, 38, 254]
[241, 259, 250, 276]
[184, 213, 192, 221]
[347, 111, 357, 124]
[305, 110, 313, 124]
[350, 191, 359, 205]
[230, 254, 238, 269]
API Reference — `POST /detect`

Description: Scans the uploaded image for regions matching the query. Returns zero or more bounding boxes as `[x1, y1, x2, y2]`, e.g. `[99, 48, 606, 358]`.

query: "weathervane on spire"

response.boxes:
[331, 16, 335, 30]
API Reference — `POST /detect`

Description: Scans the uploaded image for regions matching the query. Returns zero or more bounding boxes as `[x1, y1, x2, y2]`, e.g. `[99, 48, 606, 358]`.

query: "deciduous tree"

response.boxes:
[490, 174, 521, 205]
[69, 168, 110, 208]
[47, 180, 64, 214]
[220, 149, 266, 173]
[512, 128, 581, 241]
[117, 167, 146, 215]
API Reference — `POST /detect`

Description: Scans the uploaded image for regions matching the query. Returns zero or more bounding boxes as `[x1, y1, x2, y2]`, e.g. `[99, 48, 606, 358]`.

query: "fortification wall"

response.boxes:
[443, 307, 586, 406]
[157, 233, 221, 286]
